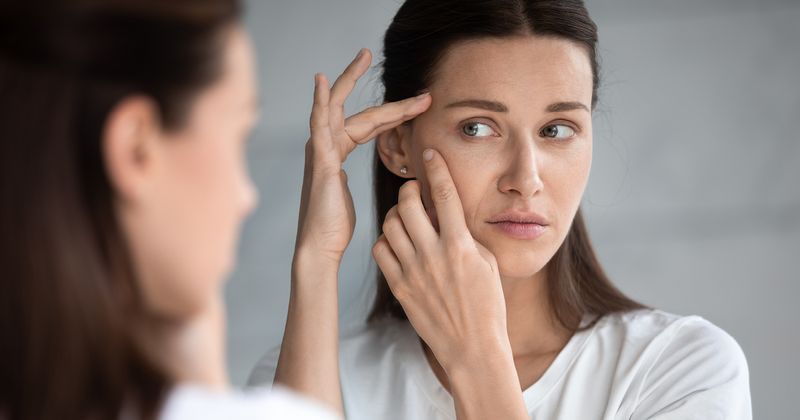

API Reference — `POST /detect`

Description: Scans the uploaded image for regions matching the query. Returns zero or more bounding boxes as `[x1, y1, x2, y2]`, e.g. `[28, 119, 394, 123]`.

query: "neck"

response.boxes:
[501, 268, 572, 358]
[136, 298, 229, 391]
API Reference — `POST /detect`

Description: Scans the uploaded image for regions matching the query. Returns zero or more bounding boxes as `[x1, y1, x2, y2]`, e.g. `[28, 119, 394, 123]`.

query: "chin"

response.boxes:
[492, 252, 550, 281]
[479, 235, 555, 279]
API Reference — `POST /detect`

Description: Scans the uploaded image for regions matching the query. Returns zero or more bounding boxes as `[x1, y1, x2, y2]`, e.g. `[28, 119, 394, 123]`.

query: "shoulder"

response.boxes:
[159, 384, 340, 420]
[598, 309, 748, 372]
[596, 309, 751, 419]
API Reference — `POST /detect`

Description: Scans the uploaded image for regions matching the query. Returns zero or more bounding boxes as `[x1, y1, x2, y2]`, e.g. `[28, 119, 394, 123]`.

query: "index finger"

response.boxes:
[344, 93, 431, 144]
[421, 148, 469, 238]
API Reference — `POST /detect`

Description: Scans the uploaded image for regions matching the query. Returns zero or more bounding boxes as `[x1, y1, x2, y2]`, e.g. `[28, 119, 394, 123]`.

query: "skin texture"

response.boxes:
[373, 35, 595, 419]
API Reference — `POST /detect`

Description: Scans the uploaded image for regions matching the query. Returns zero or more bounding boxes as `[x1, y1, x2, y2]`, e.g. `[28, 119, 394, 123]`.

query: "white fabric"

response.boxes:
[249, 309, 751, 420]
[159, 384, 340, 420]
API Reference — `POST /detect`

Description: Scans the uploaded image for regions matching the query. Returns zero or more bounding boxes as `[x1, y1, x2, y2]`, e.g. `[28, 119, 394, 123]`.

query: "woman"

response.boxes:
[251, 0, 752, 419]
[0, 0, 428, 418]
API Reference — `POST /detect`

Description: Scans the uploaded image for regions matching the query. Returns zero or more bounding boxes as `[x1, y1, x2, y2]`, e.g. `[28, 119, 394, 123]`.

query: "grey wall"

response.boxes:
[226, 1, 800, 419]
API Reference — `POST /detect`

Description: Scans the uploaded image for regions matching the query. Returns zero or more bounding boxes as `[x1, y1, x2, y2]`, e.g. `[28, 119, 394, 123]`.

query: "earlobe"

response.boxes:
[102, 96, 161, 204]
[376, 125, 415, 178]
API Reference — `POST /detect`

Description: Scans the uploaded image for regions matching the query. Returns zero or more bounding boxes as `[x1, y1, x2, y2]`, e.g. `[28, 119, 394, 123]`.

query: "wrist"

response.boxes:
[439, 331, 514, 378]
[445, 343, 527, 420]
[444, 338, 520, 401]
[294, 241, 343, 266]
[290, 247, 341, 296]
[292, 246, 340, 276]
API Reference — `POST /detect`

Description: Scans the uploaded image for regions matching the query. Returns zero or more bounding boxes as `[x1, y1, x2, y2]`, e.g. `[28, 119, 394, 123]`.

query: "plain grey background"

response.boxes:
[225, 1, 800, 418]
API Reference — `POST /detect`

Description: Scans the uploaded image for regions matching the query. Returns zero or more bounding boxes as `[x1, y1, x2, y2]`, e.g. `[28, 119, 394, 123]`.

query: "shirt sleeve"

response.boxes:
[246, 345, 281, 389]
[160, 384, 341, 420]
[630, 317, 752, 420]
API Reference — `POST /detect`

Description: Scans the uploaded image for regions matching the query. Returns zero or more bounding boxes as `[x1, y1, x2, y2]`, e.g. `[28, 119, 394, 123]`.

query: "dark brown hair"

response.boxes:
[0, 0, 240, 418]
[370, 0, 644, 329]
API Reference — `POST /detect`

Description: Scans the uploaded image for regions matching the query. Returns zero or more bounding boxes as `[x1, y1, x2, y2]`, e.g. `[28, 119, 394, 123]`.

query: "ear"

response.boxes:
[102, 96, 164, 205]
[376, 123, 415, 178]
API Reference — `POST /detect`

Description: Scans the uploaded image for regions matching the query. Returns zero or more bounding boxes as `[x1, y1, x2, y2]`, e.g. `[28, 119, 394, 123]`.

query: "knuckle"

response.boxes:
[397, 200, 417, 217]
[419, 257, 436, 276]
[432, 183, 456, 202]
[382, 219, 394, 235]
[371, 242, 382, 257]
[391, 287, 410, 303]
[446, 237, 471, 256]
[382, 211, 400, 233]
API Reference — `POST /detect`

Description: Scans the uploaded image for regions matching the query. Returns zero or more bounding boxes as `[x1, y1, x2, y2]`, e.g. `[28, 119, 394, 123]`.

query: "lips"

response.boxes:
[487, 210, 549, 240]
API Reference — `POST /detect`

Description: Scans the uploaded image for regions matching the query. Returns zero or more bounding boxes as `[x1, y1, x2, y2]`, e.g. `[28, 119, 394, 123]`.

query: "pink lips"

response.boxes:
[487, 210, 549, 240]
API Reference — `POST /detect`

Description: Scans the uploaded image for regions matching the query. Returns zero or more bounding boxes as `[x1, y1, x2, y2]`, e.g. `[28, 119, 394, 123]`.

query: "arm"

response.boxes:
[273, 49, 432, 414]
[372, 149, 528, 420]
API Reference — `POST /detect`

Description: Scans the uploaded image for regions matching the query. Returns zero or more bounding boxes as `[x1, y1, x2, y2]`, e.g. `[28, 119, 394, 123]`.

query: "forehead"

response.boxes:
[430, 35, 593, 105]
[218, 26, 256, 98]
[188, 26, 257, 118]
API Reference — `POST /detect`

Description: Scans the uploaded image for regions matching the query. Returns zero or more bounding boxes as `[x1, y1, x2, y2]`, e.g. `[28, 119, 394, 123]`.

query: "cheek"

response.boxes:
[409, 124, 490, 213]
[540, 141, 593, 216]
[144, 133, 251, 318]
[179, 134, 251, 264]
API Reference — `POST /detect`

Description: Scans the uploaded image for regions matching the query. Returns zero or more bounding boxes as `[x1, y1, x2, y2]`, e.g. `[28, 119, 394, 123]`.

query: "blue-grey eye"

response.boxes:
[462, 122, 495, 137]
[540, 124, 575, 139]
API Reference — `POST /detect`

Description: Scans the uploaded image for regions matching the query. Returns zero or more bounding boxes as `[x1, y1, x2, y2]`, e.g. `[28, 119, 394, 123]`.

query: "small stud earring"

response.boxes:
[399, 166, 408, 175]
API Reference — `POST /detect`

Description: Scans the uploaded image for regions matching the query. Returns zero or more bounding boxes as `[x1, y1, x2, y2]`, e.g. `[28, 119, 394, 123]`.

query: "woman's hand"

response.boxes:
[275, 49, 430, 414]
[372, 148, 509, 370]
[294, 48, 431, 267]
[372, 149, 528, 420]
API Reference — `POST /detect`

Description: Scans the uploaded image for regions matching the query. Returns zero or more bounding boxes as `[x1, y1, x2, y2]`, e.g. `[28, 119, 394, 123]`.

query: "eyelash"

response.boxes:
[458, 119, 580, 141]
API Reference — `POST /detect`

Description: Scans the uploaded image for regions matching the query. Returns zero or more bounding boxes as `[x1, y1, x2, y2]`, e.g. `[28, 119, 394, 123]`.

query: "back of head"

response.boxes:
[0, 0, 239, 418]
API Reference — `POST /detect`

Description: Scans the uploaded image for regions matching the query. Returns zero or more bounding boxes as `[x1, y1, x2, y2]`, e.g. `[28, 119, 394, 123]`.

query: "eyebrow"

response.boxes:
[546, 101, 590, 113]
[444, 99, 590, 113]
[445, 99, 508, 112]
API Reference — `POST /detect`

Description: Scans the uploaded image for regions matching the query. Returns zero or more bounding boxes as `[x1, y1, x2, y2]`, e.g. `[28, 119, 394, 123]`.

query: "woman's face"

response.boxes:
[396, 36, 594, 281]
[122, 26, 259, 319]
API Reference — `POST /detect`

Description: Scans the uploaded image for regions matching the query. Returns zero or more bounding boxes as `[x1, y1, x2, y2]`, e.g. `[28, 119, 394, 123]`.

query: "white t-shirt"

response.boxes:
[249, 309, 751, 420]
[159, 384, 340, 420]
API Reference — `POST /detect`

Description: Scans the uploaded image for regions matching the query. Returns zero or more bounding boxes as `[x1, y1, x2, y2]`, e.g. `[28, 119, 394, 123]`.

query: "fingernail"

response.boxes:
[423, 149, 434, 161]
[416, 92, 431, 100]
[355, 48, 365, 60]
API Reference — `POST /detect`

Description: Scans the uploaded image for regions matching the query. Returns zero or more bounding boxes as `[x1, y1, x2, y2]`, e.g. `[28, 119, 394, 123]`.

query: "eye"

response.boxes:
[540, 124, 576, 140]
[461, 121, 497, 138]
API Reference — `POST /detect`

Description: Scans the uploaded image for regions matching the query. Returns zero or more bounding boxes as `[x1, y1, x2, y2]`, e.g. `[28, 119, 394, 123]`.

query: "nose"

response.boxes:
[497, 137, 544, 198]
